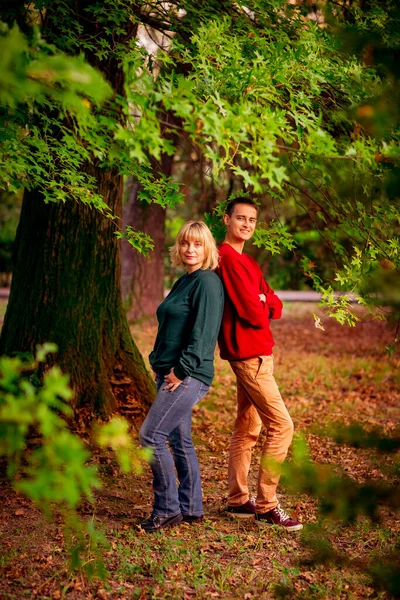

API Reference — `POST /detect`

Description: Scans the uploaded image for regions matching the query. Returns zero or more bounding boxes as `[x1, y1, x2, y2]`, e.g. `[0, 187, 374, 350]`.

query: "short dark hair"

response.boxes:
[225, 197, 259, 217]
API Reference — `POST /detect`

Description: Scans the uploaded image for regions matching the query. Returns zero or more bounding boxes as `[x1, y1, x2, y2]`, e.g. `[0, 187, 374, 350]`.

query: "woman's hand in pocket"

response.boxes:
[163, 368, 183, 392]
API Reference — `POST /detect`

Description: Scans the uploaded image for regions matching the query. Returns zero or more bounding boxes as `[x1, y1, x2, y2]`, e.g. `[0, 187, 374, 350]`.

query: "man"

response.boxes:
[217, 198, 302, 531]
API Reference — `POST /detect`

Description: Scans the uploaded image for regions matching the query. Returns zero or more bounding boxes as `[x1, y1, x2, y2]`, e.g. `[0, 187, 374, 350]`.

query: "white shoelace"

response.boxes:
[276, 505, 291, 522]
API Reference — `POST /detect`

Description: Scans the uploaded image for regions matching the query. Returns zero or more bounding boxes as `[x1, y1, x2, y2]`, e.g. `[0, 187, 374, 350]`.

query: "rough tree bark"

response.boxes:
[0, 1, 155, 421]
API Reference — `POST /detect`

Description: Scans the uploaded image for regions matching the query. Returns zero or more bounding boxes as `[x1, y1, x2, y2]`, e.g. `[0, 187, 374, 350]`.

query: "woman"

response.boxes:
[139, 221, 224, 533]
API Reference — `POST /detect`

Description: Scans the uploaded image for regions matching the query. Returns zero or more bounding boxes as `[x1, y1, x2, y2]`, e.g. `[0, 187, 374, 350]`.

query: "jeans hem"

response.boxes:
[152, 510, 182, 519]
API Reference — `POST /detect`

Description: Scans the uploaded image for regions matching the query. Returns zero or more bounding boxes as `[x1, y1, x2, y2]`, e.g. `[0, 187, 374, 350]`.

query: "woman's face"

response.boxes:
[179, 238, 205, 273]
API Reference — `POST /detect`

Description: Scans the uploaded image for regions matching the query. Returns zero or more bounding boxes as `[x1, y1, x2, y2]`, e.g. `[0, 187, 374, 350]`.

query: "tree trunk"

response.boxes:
[121, 105, 179, 322]
[122, 181, 167, 322]
[0, 1, 155, 422]
[0, 170, 155, 421]
[122, 149, 175, 322]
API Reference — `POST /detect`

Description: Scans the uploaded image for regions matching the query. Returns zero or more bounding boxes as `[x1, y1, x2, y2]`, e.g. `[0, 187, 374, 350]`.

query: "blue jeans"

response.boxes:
[139, 374, 210, 518]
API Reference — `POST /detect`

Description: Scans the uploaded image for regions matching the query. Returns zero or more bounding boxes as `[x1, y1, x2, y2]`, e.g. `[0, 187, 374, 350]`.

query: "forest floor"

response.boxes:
[0, 302, 399, 600]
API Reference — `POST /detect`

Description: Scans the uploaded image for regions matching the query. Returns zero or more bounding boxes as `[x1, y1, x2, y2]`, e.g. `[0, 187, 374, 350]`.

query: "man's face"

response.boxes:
[224, 203, 258, 242]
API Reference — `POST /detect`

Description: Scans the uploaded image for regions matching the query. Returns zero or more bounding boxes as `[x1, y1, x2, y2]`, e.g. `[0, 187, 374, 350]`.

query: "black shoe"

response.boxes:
[182, 514, 204, 524]
[226, 499, 257, 519]
[140, 513, 183, 533]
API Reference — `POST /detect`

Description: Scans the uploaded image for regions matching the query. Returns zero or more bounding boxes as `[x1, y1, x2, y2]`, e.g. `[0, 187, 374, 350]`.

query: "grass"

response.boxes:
[0, 305, 399, 599]
[100, 516, 395, 599]
[110, 521, 295, 598]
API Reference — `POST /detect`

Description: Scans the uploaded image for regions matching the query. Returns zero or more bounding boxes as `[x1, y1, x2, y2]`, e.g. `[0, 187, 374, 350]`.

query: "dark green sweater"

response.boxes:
[149, 268, 224, 386]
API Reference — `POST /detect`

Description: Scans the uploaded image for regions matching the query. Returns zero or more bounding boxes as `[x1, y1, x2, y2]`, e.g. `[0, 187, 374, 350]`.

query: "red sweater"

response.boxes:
[217, 243, 283, 361]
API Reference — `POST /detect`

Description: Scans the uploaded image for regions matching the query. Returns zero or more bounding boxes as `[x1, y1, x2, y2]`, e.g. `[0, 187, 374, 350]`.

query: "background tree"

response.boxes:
[122, 113, 179, 322]
[0, 190, 21, 287]
[122, 1, 400, 330]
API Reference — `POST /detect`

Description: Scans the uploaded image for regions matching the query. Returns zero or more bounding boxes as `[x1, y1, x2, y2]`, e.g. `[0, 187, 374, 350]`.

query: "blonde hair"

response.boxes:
[169, 221, 219, 270]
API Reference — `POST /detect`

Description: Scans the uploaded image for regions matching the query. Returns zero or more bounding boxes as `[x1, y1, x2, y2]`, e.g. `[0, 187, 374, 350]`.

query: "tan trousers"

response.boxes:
[228, 356, 294, 513]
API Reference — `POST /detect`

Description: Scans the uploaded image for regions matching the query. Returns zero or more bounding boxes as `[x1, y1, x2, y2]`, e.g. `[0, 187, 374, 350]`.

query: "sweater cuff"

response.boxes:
[174, 365, 189, 381]
[266, 293, 282, 319]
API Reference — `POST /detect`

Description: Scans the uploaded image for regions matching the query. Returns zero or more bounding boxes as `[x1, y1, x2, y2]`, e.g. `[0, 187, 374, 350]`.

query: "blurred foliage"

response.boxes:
[0, 20, 113, 211]
[0, 344, 149, 576]
[278, 428, 400, 597]
[96, 416, 152, 473]
[320, 421, 400, 453]
[282, 434, 399, 523]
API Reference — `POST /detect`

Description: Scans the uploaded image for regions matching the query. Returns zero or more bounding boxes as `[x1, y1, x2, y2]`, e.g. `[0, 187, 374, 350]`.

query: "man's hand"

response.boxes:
[259, 293, 266, 303]
[163, 368, 183, 392]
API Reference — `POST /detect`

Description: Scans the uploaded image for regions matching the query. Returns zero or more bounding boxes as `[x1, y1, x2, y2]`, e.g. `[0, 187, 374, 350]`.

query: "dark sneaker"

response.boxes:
[255, 504, 303, 532]
[182, 514, 204, 524]
[226, 499, 257, 519]
[139, 513, 182, 533]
